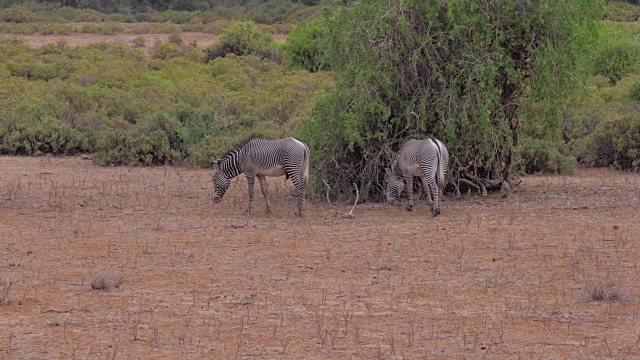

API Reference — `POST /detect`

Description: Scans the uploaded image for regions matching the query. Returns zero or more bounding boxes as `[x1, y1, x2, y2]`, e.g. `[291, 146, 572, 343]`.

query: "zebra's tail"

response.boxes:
[433, 139, 445, 186]
[302, 144, 310, 183]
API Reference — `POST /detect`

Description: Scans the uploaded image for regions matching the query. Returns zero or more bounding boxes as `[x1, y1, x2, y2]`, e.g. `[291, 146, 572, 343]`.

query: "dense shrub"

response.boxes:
[593, 26, 640, 85]
[0, 5, 40, 23]
[283, 16, 328, 72]
[73, 9, 104, 22]
[152, 40, 182, 60]
[93, 118, 175, 166]
[589, 114, 640, 170]
[605, 1, 640, 22]
[563, 73, 640, 171]
[0, 120, 89, 155]
[244, 0, 306, 24]
[302, 0, 600, 201]
[0, 39, 332, 166]
[629, 79, 640, 101]
[518, 138, 576, 174]
[204, 21, 281, 63]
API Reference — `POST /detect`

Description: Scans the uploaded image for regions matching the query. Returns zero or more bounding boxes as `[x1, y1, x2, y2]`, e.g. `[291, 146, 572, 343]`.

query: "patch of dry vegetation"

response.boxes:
[90, 273, 124, 291]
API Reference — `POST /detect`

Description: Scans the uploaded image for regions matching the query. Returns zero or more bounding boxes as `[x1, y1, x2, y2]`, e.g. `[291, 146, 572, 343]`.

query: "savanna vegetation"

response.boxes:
[1, 0, 639, 202]
[0, 34, 332, 166]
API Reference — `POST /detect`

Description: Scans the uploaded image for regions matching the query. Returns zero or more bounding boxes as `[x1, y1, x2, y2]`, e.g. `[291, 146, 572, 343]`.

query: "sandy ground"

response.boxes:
[0, 156, 639, 359]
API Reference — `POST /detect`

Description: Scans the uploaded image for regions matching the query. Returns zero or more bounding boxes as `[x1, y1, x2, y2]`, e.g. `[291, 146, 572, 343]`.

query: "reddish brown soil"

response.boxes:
[0, 156, 639, 359]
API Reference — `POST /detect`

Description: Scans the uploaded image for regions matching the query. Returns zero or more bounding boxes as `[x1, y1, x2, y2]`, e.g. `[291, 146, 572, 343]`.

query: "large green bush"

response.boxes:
[0, 5, 40, 23]
[302, 0, 600, 201]
[93, 118, 175, 166]
[564, 75, 640, 171]
[593, 26, 640, 85]
[589, 114, 640, 169]
[0, 120, 89, 156]
[204, 21, 281, 63]
[283, 16, 328, 72]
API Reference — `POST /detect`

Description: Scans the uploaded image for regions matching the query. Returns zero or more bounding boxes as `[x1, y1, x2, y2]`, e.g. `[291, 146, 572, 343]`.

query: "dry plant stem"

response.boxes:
[323, 179, 333, 206]
[322, 183, 359, 218]
[348, 183, 359, 217]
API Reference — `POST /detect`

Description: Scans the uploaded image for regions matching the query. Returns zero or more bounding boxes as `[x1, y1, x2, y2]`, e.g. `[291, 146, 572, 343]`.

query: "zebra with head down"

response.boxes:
[385, 138, 449, 217]
[212, 137, 310, 216]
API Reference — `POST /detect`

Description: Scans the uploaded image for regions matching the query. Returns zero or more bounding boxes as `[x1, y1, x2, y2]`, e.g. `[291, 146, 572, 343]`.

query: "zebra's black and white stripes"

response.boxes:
[385, 138, 449, 217]
[212, 137, 310, 216]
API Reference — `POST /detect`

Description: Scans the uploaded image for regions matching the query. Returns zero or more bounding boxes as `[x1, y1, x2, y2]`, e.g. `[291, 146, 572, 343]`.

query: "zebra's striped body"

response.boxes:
[212, 137, 310, 216]
[385, 138, 449, 217]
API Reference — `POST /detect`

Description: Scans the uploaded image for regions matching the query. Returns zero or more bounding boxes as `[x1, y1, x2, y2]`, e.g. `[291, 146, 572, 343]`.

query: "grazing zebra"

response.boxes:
[212, 137, 310, 216]
[385, 138, 449, 217]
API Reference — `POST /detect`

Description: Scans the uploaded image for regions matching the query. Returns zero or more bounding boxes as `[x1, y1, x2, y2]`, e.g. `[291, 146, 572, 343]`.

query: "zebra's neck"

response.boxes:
[220, 149, 243, 179]
[390, 155, 403, 180]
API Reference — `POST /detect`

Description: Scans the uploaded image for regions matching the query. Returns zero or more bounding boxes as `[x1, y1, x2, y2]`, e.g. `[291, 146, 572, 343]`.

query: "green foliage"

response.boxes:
[518, 136, 577, 174]
[590, 114, 640, 170]
[0, 5, 40, 23]
[93, 118, 175, 166]
[151, 40, 182, 60]
[302, 0, 601, 200]
[73, 9, 104, 22]
[564, 75, 640, 171]
[0, 1, 325, 28]
[629, 79, 640, 101]
[204, 21, 281, 63]
[593, 26, 640, 85]
[283, 16, 328, 72]
[605, 1, 640, 22]
[244, 0, 307, 24]
[0, 39, 332, 166]
[0, 120, 89, 156]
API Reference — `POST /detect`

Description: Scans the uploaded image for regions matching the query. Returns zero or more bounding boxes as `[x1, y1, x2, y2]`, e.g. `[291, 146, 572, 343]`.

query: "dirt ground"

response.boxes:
[0, 156, 639, 359]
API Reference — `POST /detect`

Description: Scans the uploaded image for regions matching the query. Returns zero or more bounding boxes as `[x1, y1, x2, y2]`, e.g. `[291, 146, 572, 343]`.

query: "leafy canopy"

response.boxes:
[302, 0, 601, 201]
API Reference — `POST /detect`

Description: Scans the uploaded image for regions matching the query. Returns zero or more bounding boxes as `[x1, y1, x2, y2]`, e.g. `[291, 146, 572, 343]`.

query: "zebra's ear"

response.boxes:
[211, 160, 219, 173]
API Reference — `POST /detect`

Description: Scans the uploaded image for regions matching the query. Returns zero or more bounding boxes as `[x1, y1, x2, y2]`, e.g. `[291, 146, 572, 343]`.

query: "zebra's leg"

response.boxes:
[258, 175, 271, 214]
[245, 174, 256, 215]
[290, 175, 305, 217]
[427, 178, 440, 217]
[421, 176, 434, 204]
[405, 175, 415, 211]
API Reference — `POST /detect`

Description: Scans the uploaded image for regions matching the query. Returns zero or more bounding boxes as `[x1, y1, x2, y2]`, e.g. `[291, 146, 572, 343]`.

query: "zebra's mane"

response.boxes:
[218, 137, 259, 162]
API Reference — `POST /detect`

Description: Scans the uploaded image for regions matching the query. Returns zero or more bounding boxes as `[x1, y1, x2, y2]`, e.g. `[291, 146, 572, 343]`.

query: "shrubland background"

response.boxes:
[0, 0, 639, 200]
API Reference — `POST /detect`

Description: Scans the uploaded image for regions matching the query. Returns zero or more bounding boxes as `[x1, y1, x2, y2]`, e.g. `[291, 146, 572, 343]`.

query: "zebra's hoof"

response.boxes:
[265, 209, 272, 215]
[405, 205, 414, 212]
[432, 208, 440, 217]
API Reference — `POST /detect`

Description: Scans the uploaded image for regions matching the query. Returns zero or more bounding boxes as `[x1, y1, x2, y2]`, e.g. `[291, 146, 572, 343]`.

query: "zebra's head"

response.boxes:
[212, 160, 231, 203]
[385, 167, 404, 204]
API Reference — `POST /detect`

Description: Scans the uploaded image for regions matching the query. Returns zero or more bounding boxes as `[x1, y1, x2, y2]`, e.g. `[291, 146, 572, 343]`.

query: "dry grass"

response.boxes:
[0, 156, 640, 358]
[0, 278, 12, 306]
[90, 273, 124, 291]
[585, 277, 625, 303]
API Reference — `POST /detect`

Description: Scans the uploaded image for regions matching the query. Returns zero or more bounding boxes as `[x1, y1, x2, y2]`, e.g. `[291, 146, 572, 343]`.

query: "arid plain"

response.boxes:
[1, 156, 639, 359]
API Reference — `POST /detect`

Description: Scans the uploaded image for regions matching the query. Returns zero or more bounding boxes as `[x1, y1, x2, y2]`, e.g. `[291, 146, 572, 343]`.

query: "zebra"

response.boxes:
[212, 137, 310, 216]
[385, 138, 449, 217]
